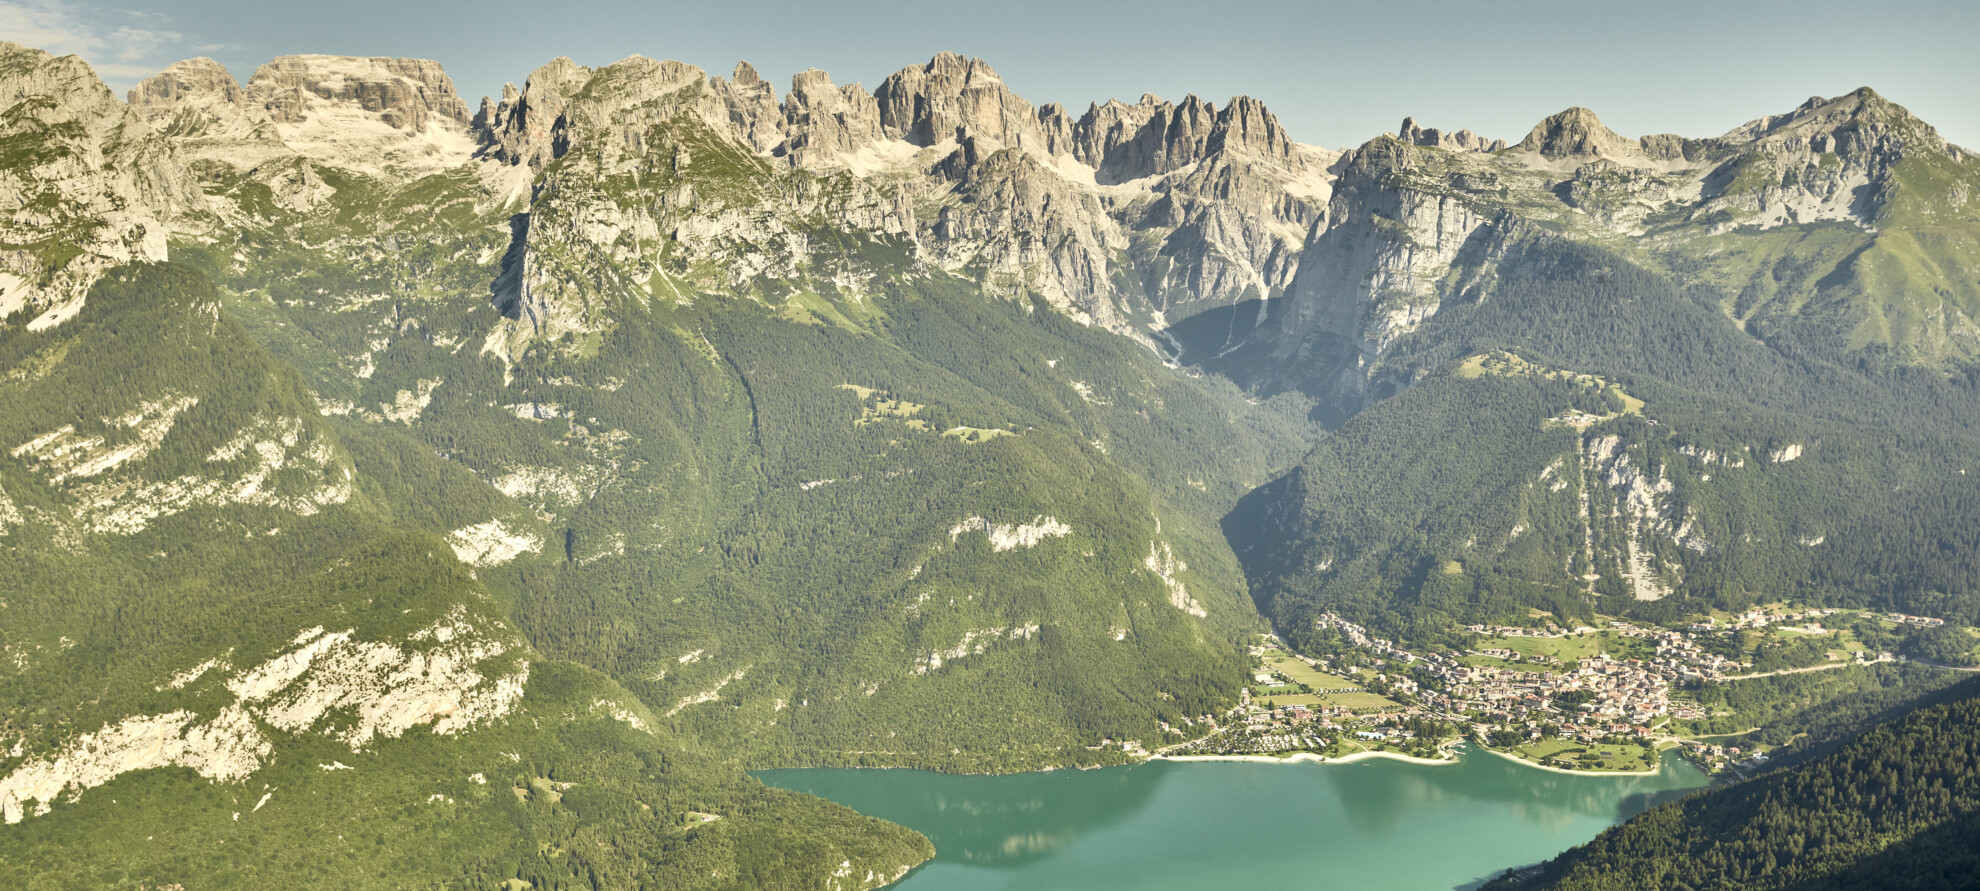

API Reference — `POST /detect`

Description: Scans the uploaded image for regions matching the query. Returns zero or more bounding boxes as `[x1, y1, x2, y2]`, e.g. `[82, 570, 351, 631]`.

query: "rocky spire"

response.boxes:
[710, 60, 784, 154]
[1208, 95, 1295, 161]
[777, 68, 884, 166]
[478, 56, 593, 167]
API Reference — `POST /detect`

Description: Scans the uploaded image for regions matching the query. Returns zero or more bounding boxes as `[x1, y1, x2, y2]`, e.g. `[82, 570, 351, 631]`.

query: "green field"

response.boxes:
[1257, 650, 1402, 711]
[1262, 651, 1364, 691]
[1511, 740, 1658, 772]
[1323, 691, 1403, 711]
[1253, 692, 1324, 708]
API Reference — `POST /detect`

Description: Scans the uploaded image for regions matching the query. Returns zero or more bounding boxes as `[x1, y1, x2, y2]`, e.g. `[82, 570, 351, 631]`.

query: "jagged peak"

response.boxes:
[918, 51, 1002, 84]
[732, 60, 763, 86]
[527, 56, 592, 89]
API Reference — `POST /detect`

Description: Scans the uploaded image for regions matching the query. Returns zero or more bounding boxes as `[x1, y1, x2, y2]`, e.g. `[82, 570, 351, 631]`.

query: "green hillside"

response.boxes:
[0, 265, 930, 888]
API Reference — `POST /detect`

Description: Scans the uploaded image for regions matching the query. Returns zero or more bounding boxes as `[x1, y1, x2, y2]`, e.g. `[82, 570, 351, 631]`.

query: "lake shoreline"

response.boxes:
[1153, 749, 1458, 767]
[1472, 742, 1663, 776]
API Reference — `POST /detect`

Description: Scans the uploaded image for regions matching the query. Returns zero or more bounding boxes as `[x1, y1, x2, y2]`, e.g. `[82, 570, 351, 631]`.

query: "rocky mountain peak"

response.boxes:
[244, 55, 473, 132]
[0, 42, 202, 326]
[1210, 95, 1296, 162]
[874, 53, 1043, 150]
[126, 58, 277, 142]
[1397, 116, 1505, 153]
[1723, 86, 1952, 160]
[127, 58, 243, 110]
[1518, 106, 1639, 161]
[778, 68, 884, 166]
[479, 56, 593, 167]
[711, 60, 782, 154]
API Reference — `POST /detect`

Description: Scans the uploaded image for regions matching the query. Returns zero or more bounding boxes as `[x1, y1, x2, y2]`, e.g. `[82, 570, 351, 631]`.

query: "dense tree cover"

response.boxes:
[1676, 664, 1966, 749]
[0, 265, 930, 888]
[1238, 235, 1980, 649]
[1490, 677, 1980, 891]
[164, 134, 1326, 773]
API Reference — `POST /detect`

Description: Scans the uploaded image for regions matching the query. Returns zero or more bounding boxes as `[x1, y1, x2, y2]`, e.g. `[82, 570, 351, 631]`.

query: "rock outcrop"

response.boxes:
[778, 68, 886, 167]
[1397, 116, 1505, 153]
[710, 61, 784, 154]
[477, 56, 593, 168]
[0, 42, 203, 328]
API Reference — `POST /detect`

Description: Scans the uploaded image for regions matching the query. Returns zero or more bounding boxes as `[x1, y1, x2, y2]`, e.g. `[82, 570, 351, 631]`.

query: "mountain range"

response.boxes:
[3, 40, 1979, 888]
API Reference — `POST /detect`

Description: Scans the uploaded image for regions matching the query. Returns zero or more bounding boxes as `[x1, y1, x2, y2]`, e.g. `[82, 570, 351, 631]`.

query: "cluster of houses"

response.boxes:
[1690, 607, 1841, 633]
[1315, 615, 1722, 752]
[1889, 612, 1946, 627]
[1684, 741, 1768, 772]
[1464, 623, 1599, 638]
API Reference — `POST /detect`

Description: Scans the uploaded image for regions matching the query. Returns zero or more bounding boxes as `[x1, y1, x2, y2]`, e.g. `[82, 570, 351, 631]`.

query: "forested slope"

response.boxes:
[0, 265, 931, 888]
[1237, 236, 1980, 648]
[1492, 676, 1980, 891]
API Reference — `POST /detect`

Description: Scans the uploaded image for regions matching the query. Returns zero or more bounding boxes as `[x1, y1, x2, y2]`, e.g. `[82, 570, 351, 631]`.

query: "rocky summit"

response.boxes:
[3, 38, 1980, 891]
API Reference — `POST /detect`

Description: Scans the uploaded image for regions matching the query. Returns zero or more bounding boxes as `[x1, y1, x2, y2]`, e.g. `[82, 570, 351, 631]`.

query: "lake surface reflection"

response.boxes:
[758, 746, 1709, 890]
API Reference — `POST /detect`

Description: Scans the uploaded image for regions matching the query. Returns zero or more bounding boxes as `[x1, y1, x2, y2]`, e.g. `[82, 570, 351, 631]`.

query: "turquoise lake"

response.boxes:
[758, 746, 1710, 890]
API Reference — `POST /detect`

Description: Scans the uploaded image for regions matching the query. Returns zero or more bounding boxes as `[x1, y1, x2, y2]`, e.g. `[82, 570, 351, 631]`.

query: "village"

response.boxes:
[1162, 603, 1969, 774]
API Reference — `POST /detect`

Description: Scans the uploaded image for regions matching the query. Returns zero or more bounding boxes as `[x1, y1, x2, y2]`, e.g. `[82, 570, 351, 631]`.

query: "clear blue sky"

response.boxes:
[5, 0, 1977, 149]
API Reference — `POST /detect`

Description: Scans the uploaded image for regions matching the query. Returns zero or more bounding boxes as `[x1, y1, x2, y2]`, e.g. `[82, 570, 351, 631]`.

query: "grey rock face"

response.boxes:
[478, 57, 594, 168]
[710, 61, 785, 154]
[244, 55, 473, 131]
[127, 58, 275, 142]
[1072, 94, 1217, 184]
[0, 42, 203, 325]
[128, 57, 243, 110]
[875, 53, 1045, 150]
[1274, 135, 1495, 404]
[779, 69, 885, 166]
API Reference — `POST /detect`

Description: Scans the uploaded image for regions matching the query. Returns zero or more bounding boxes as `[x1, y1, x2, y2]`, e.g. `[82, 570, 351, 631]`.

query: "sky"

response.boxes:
[3, 0, 1977, 150]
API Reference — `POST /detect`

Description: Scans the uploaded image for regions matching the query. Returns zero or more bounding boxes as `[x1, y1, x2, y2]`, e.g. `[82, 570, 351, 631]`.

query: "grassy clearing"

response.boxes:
[942, 426, 1012, 443]
[1457, 350, 1644, 416]
[841, 384, 933, 431]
